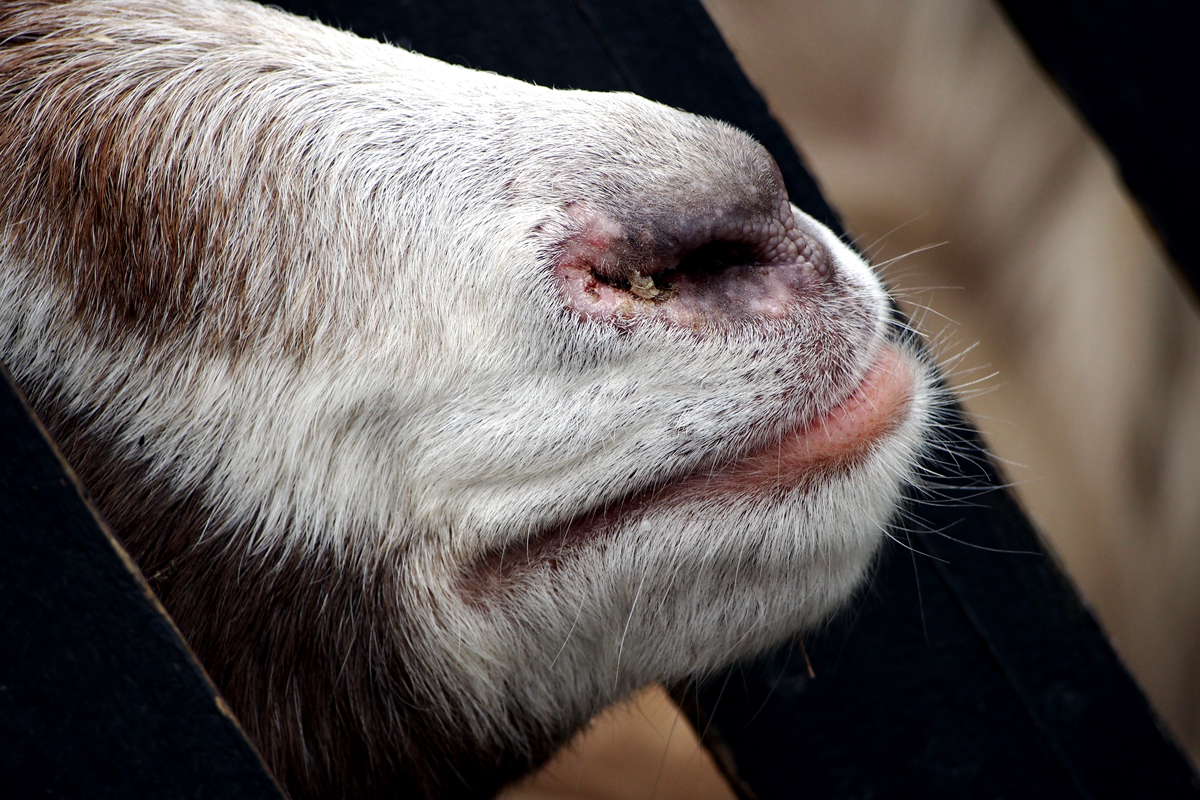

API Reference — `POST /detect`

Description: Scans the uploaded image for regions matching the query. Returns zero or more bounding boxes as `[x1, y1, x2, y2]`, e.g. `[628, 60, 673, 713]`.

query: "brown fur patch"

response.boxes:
[0, 2, 327, 355]
[0, 7, 567, 793]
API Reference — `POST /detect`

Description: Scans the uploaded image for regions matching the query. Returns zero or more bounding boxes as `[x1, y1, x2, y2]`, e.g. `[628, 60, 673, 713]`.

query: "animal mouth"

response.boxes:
[463, 344, 915, 594]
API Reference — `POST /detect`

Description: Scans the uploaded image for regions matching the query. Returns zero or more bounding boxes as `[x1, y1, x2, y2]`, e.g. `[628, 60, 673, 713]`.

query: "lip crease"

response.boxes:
[463, 345, 915, 595]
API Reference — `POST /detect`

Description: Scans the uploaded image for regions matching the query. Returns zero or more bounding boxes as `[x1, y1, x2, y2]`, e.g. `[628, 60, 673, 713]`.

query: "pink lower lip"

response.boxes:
[693, 344, 915, 495]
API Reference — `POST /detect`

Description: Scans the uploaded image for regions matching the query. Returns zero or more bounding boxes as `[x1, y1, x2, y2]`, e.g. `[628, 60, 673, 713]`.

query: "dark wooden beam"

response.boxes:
[998, 0, 1200, 300]
[0, 366, 285, 798]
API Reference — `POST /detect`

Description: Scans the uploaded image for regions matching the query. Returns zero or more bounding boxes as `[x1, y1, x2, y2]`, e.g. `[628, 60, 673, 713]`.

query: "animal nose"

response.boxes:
[554, 156, 833, 328]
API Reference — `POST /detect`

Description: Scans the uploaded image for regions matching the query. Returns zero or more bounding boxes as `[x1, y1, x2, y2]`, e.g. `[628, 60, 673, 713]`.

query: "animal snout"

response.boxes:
[553, 160, 832, 328]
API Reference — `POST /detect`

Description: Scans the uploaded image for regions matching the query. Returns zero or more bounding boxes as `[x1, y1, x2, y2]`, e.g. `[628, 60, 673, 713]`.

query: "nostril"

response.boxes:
[675, 240, 760, 278]
[587, 240, 759, 302]
[555, 198, 833, 328]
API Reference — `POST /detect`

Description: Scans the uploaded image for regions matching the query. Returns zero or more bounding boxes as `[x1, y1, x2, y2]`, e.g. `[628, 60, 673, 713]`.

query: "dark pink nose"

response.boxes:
[554, 165, 832, 329]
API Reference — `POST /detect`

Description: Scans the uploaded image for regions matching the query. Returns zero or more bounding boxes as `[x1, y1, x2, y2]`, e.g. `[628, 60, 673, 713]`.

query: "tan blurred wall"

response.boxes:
[702, 0, 1200, 766]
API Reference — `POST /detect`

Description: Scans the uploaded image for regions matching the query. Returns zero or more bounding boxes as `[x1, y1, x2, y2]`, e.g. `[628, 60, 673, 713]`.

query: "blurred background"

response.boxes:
[508, 1, 1200, 796]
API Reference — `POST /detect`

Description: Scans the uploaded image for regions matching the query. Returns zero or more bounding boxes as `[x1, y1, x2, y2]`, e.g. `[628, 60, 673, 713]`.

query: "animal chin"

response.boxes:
[463, 343, 914, 593]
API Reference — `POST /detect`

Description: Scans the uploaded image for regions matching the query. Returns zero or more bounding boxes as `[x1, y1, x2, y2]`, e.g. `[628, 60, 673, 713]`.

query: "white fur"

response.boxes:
[0, 0, 938, 790]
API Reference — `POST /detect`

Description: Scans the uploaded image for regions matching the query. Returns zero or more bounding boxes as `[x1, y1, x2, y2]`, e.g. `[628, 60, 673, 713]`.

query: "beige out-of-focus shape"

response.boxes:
[501, 686, 737, 800]
[702, 0, 1200, 766]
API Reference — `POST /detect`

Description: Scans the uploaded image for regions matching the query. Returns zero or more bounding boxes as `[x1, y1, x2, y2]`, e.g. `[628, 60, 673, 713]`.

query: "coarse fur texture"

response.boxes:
[0, 1, 938, 798]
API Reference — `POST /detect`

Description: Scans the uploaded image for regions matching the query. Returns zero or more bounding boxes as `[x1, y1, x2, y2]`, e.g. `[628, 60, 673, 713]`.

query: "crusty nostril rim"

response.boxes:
[592, 239, 758, 302]
[591, 240, 773, 301]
